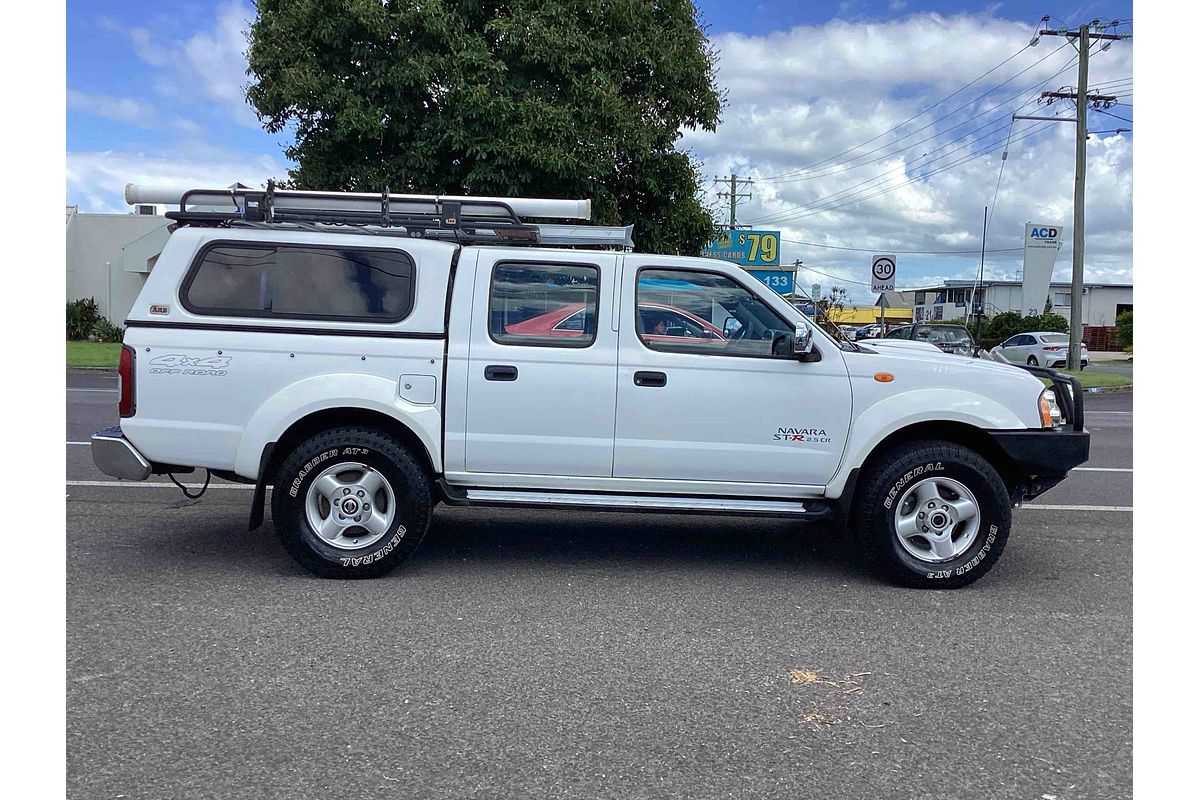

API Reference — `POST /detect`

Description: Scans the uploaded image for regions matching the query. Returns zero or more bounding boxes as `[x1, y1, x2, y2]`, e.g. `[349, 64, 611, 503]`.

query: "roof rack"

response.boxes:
[125, 181, 634, 249]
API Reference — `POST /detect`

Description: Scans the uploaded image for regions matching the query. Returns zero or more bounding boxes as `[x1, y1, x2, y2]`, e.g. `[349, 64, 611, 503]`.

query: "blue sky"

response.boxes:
[66, 0, 1133, 299]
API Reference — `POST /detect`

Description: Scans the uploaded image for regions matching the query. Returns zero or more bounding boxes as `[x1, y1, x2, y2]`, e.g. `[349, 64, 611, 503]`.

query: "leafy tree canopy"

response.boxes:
[246, 0, 723, 254]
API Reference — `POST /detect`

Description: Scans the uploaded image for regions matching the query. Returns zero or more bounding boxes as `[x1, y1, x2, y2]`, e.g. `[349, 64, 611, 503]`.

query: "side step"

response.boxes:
[439, 483, 828, 518]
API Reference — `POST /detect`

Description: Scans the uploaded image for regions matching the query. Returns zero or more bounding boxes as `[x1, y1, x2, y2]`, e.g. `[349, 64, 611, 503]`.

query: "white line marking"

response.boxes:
[66, 480, 254, 490]
[1020, 504, 1133, 512]
[67, 441, 90, 446]
[1087, 411, 1132, 415]
[1074, 467, 1132, 473]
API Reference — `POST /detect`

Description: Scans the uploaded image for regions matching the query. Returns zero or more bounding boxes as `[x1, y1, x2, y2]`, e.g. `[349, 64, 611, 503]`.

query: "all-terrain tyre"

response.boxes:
[271, 427, 433, 578]
[851, 440, 1011, 589]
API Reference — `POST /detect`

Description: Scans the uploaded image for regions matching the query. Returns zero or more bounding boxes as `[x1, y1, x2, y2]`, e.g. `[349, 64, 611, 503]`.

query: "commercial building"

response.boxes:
[898, 278, 1132, 348]
[901, 279, 1131, 325]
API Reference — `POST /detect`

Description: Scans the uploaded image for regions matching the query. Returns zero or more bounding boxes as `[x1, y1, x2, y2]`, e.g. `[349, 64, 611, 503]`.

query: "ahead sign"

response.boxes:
[871, 255, 896, 292]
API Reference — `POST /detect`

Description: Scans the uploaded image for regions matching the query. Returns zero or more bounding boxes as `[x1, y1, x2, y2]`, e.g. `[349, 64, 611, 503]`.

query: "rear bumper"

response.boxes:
[90, 426, 151, 481]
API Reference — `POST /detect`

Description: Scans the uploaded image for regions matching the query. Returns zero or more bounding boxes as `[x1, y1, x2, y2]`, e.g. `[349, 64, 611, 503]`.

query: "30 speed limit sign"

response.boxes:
[871, 255, 896, 292]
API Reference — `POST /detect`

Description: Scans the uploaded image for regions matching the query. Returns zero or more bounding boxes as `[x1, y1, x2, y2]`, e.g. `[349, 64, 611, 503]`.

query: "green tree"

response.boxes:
[1115, 310, 1133, 349]
[246, 0, 723, 255]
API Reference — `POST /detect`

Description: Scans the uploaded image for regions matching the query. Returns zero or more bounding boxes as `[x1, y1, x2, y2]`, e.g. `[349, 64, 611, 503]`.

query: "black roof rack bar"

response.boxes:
[161, 185, 633, 248]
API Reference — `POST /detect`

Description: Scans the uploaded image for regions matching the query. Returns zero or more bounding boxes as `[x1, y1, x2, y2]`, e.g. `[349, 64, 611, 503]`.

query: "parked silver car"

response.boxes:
[990, 332, 1088, 369]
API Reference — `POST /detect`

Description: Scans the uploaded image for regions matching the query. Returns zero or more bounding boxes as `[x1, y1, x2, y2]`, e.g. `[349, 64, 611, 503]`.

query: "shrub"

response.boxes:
[984, 311, 1024, 342]
[1034, 312, 1069, 333]
[66, 297, 99, 341]
[92, 316, 125, 343]
[984, 310, 1068, 342]
[1115, 310, 1133, 349]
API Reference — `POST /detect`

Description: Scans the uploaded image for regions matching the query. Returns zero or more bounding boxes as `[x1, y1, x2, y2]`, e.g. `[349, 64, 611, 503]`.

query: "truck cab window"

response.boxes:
[635, 268, 793, 357]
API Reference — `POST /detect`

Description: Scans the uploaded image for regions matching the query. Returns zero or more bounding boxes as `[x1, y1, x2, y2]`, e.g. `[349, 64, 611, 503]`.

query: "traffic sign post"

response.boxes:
[871, 255, 896, 292]
[871, 255, 896, 333]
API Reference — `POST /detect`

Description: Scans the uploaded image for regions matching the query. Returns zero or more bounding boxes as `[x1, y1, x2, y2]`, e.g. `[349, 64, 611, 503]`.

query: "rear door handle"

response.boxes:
[634, 371, 667, 387]
[484, 364, 518, 381]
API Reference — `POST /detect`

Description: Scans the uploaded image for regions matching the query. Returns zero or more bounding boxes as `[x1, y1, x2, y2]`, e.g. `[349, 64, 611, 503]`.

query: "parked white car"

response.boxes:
[990, 332, 1088, 369]
[92, 184, 1091, 589]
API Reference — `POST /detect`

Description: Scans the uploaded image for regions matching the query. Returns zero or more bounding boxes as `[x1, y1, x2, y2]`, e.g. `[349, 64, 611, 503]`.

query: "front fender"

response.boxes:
[826, 387, 1030, 498]
[232, 372, 441, 479]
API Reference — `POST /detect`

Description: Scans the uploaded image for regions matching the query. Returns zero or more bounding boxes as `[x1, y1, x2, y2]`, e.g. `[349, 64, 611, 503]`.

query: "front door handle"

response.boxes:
[634, 371, 667, 387]
[484, 365, 518, 381]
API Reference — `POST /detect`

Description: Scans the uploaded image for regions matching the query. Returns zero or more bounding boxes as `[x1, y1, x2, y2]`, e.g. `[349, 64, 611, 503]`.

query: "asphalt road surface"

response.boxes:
[67, 370, 1132, 800]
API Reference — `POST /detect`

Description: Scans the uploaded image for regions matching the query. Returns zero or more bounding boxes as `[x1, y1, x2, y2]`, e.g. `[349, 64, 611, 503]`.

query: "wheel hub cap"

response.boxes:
[893, 476, 981, 563]
[304, 462, 396, 551]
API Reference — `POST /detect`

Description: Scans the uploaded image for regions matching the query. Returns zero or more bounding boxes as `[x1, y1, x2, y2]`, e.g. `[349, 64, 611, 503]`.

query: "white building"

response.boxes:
[66, 206, 171, 323]
[902, 279, 1132, 328]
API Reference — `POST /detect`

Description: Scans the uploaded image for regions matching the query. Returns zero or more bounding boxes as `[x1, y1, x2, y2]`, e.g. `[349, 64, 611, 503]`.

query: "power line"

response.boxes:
[756, 40, 1059, 182]
[780, 237, 1022, 255]
[756, 119, 1056, 225]
[757, 98, 1023, 186]
[1093, 107, 1132, 123]
[749, 49, 1081, 225]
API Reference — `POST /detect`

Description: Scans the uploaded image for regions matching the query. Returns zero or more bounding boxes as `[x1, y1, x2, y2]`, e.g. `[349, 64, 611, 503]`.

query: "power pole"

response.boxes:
[715, 174, 753, 229]
[1037, 21, 1131, 369]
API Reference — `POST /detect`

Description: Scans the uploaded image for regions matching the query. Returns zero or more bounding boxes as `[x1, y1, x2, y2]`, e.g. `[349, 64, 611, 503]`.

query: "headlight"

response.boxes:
[1039, 388, 1063, 428]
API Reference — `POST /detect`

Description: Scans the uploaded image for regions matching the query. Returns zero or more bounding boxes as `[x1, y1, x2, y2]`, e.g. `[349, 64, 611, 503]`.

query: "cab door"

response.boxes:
[613, 260, 851, 487]
[463, 251, 619, 477]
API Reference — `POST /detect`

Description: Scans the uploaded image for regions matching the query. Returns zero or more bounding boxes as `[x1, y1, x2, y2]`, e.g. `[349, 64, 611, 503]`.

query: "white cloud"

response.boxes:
[67, 90, 157, 128]
[686, 11, 1132, 300]
[99, 1, 258, 127]
[66, 149, 286, 213]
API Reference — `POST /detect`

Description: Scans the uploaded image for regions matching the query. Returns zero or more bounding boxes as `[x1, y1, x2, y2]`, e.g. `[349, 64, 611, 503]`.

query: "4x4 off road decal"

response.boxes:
[340, 526, 407, 568]
[883, 462, 945, 509]
[148, 354, 231, 376]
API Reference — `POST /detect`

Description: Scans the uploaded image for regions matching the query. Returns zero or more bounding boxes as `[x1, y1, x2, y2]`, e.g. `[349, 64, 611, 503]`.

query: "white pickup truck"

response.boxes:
[92, 186, 1089, 588]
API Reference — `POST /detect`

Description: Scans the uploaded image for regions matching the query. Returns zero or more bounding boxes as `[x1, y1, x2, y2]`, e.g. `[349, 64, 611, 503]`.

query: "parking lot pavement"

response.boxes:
[66, 372, 1132, 799]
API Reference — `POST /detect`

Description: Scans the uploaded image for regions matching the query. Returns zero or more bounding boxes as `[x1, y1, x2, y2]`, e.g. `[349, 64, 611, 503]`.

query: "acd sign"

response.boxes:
[1029, 227, 1059, 239]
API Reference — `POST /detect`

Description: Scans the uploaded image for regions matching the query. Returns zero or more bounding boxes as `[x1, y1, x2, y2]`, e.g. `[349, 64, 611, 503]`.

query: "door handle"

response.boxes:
[634, 371, 667, 387]
[484, 364, 518, 381]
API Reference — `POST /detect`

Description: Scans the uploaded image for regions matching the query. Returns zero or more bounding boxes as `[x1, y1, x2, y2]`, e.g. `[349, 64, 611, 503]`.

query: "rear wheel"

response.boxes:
[1026, 355, 1039, 366]
[271, 427, 432, 578]
[851, 440, 1011, 589]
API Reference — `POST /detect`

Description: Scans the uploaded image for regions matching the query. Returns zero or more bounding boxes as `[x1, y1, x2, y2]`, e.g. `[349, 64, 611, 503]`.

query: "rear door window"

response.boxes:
[488, 262, 600, 347]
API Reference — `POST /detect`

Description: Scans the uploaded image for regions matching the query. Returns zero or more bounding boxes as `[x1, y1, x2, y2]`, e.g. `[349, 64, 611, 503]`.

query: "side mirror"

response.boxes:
[794, 322, 820, 362]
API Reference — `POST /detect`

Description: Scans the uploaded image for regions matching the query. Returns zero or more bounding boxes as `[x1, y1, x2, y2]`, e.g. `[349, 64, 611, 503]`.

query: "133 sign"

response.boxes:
[701, 229, 781, 266]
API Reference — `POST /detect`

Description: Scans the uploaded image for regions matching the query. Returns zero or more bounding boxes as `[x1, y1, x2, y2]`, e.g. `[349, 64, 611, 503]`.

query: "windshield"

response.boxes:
[919, 325, 974, 345]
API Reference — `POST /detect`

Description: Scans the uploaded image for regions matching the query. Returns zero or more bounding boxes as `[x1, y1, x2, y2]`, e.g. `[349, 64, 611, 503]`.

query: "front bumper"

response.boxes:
[990, 427, 1091, 502]
[996, 364, 1091, 501]
[91, 426, 151, 481]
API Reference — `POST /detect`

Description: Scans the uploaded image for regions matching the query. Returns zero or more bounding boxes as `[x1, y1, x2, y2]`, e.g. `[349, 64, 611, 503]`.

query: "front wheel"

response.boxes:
[851, 441, 1011, 589]
[271, 427, 432, 578]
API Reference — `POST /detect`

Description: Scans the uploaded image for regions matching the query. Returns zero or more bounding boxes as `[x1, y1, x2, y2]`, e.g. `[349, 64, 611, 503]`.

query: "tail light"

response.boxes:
[1042, 345, 1066, 351]
[118, 345, 136, 417]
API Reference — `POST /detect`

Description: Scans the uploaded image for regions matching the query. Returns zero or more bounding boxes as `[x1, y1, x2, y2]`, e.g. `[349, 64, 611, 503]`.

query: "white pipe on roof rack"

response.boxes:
[124, 183, 592, 221]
